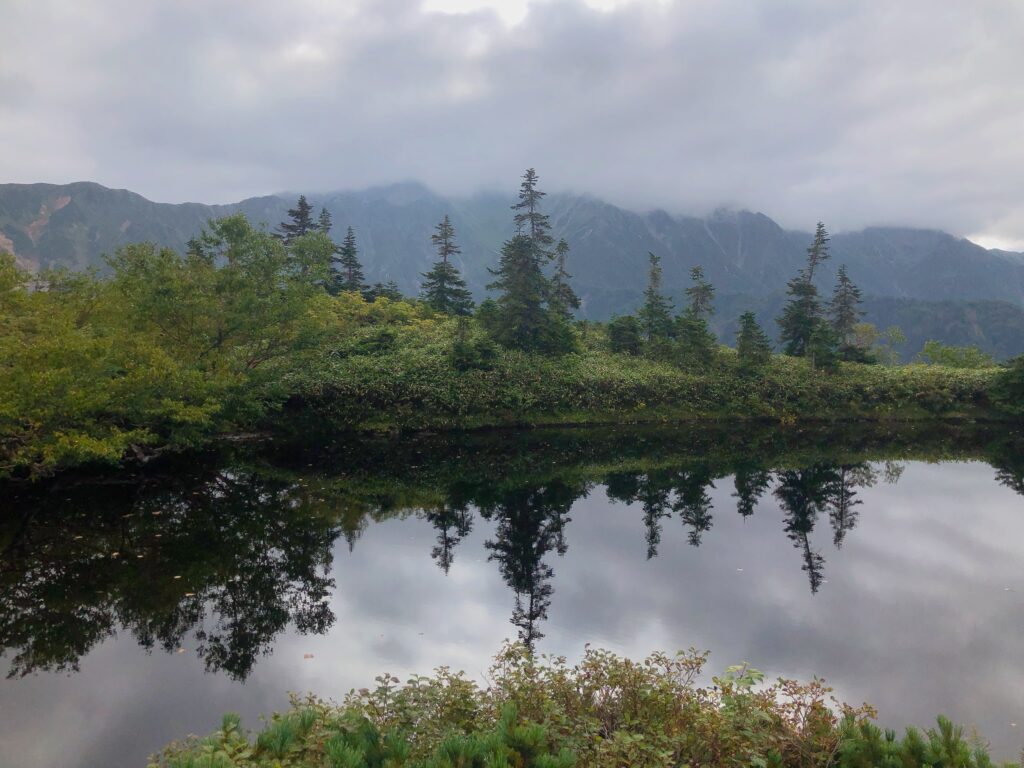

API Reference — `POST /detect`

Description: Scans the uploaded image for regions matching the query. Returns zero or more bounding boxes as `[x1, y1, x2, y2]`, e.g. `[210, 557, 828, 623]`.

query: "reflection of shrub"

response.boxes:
[154, 643, 1001, 768]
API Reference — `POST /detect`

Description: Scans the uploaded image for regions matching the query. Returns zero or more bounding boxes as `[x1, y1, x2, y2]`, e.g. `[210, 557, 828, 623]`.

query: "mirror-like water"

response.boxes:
[2, 424, 1023, 766]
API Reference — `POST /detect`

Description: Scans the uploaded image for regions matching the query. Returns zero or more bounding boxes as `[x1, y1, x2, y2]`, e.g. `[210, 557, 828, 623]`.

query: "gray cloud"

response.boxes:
[3, 0, 1024, 241]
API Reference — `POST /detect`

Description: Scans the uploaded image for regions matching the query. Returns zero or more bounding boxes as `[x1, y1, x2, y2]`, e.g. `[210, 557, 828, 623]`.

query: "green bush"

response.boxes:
[151, 644, 1010, 768]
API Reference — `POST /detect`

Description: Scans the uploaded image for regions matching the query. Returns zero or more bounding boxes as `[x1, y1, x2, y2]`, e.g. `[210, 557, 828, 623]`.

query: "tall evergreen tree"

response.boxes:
[736, 310, 773, 371]
[639, 252, 674, 342]
[829, 264, 865, 360]
[676, 266, 717, 368]
[777, 222, 832, 358]
[331, 226, 367, 295]
[511, 168, 554, 255]
[550, 239, 581, 319]
[317, 207, 333, 235]
[804, 221, 831, 281]
[487, 234, 571, 353]
[420, 216, 473, 315]
[275, 195, 317, 244]
[685, 265, 715, 317]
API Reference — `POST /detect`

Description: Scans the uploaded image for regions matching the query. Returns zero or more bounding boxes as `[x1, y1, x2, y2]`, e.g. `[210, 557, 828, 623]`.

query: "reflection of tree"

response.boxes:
[425, 505, 474, 573]
[479, 481, 577, 647]
[674, 469, 714, 546]
[1, 470, 338, 680]
[606, 470, 671, 559]
[828, 464, 874, 549]
[774, 466, 836, 594]
[606, 466, 717, 554]
[732, 467, 773, 518]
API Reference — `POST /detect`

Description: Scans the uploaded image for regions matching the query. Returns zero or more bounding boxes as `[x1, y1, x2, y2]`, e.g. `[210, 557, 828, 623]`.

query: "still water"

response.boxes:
[2, 424, 1024, 766]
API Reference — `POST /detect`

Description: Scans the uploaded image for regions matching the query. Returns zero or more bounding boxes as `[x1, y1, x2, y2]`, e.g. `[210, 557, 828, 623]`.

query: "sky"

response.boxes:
[2, 0, 1023, 246]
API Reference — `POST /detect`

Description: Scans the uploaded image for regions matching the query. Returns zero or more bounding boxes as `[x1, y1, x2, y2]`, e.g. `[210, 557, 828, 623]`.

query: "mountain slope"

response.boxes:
[3, 180, 1024, 358]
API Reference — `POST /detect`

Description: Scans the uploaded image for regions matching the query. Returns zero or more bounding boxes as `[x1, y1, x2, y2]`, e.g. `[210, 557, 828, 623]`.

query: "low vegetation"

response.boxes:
[150, 643, 1012, 768]
[1, 169, 1020, 480]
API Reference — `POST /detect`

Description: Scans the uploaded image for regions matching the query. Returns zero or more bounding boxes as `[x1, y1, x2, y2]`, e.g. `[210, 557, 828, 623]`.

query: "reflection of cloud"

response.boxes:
[4, 1, 1024, 241]
[4, 462, 1024, 765]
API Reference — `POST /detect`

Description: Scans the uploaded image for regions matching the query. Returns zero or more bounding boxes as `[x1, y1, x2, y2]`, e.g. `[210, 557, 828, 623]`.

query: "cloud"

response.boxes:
[3, 0, 1024, 239]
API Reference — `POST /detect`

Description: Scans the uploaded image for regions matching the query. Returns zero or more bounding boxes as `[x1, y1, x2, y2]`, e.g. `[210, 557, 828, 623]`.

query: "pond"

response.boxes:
[2, 423, 1024, 766]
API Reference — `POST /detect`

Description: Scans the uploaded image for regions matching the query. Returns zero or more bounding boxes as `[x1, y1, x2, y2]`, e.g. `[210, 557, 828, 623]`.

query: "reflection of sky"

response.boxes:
[2, 461, 1024, 766]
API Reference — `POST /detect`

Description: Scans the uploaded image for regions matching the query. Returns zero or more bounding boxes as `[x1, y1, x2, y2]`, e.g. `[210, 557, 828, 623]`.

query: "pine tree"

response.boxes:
[549, 239, 580, 319]
[736, 310, 773, 372]
[829, 264, 865, 360]
[420, 216, 473, 315]
[805, 221, 831, 281]
[275, 195, 317, 244]
[511, 168, 554, 255]
[675, 307, 717, 369]
[607, 315, 642, 355]
[778, 222, 831, 357]
[365, 280, 403, 302]
[331, 226, 367, 295]
[487, 234, 571, 353]
[317, 207, 333, 235]
[685, 265, 715, 318]
[639, 252, 674, 343]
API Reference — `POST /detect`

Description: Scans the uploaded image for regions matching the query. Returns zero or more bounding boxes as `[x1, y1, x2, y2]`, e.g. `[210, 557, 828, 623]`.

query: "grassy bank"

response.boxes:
[287, 339, 999, 432]
[150, 643, 1012, 768]
[1, 219, 1016, 481]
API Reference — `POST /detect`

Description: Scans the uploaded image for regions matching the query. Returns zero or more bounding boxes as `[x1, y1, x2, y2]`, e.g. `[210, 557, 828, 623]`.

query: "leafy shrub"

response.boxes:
[151, 644, 1009, 768]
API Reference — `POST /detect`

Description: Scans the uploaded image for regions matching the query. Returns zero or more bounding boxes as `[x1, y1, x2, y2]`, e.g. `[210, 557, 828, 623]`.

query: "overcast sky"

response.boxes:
[2, 0, 1023, 246]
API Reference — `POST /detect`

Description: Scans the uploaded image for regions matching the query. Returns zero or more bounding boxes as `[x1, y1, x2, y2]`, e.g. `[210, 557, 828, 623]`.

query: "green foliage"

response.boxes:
[686, 265, 715, 318]
[152, 644, 1010, 768]
[991, 355, 1024, 416]
[332, 226, 367, 296]
[830, 265, 866, 361]
[918, 340, 997, 369]
[674, 307, 718, 370]
[853, 323, 905, 366]
[736, 311, 772, 372]
[486, 235, 575, 355]
[606, 315, 643, 356]
[275, 195, 318, 245]
[778, 222, 831, 358]
[365, 281, 404, 302]
[639, 252, 674, 342]
[550, 239, 580, 320]
[421, 216, 474, 316]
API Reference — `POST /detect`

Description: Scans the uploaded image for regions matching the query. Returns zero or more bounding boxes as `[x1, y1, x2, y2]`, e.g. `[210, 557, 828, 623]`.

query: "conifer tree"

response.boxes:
[317, 207, 333, 235]
[675, 265, 717, 367]
[331, 226, 367, 295]
[607, 315, 642, 355]
[511, 168, 554, 255]
[736, 310, 772, 372]
[487, 234, 571, 353]
[549, 239, 581, 319]
[829, 264, 865, 360]
[685, 265, 715, 318]
[275, 195, 317, 244]
[639, 252, 674, 342]
[675, 307, 717, 368]
[778, 222, 831, 357]
[365, 280, 403, 302]
[420, 215, 474, 315]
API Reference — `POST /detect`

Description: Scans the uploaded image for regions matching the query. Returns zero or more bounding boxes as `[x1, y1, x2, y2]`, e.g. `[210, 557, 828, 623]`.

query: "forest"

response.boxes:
[2, 169, 1022, 480]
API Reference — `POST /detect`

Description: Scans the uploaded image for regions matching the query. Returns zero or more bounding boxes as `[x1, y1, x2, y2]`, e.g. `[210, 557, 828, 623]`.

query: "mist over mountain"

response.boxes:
[4, 180, 1024, 360]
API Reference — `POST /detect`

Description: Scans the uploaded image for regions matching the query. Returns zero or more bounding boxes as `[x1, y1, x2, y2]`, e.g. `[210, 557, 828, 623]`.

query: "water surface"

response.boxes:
[2, 424, 1023, 766]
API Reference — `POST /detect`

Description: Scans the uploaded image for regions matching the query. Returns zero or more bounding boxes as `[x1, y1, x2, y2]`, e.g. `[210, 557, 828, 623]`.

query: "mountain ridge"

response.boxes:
[3, 179, 1024, 359]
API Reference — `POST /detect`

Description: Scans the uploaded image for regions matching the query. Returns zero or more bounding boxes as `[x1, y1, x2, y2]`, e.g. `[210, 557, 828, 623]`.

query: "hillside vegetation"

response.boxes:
[2, 171, 1021, 480]
[4, 181, 1024, 360]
